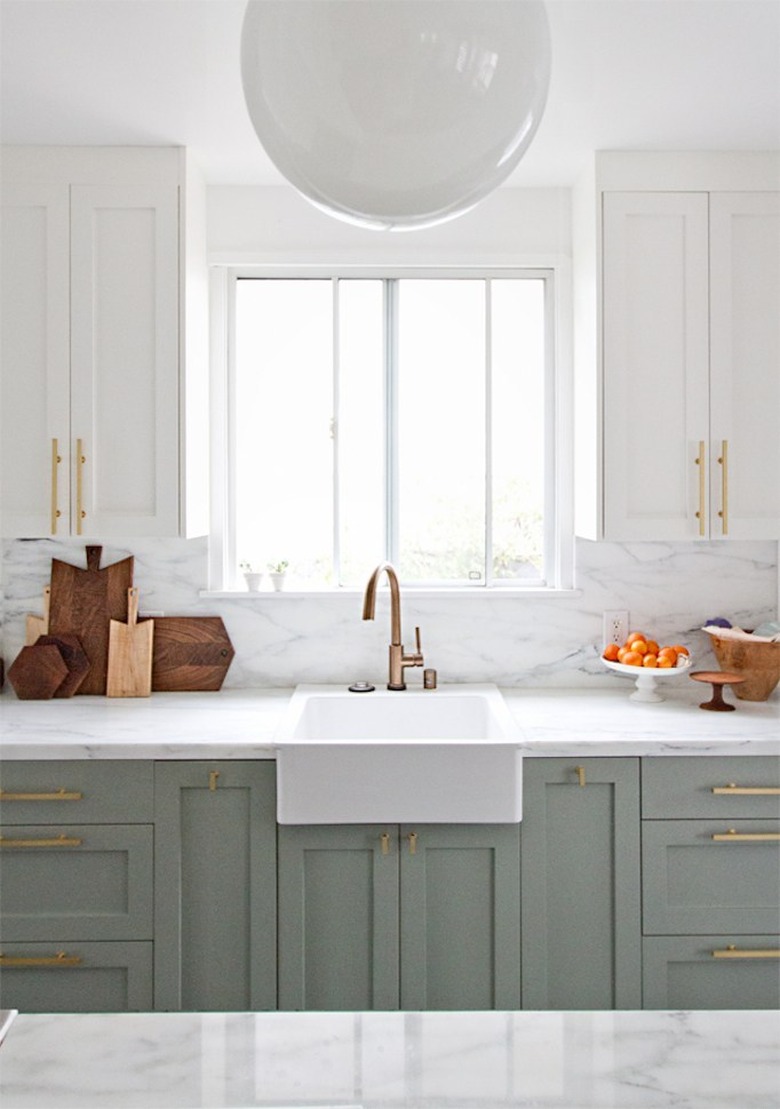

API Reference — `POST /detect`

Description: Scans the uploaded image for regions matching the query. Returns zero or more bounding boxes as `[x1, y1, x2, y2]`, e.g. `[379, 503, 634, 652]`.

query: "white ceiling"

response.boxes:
[1, 0, 779, 188]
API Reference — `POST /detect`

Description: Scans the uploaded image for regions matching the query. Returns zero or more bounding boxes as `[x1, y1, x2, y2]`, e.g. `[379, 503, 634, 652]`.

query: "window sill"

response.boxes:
[200, 587, 582, 600]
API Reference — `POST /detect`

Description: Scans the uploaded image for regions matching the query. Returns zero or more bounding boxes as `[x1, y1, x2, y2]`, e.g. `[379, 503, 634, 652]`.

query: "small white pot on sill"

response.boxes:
[243, 571, 263, 592]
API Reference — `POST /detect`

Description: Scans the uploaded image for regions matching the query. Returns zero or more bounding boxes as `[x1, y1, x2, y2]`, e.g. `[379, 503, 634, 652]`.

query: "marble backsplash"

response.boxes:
[1, 536, 776, 690]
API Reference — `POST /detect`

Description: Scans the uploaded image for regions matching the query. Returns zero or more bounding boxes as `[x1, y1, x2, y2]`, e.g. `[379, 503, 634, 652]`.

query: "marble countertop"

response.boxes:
[0, 1008, 778, 1108]
[0, 685, 777, 759]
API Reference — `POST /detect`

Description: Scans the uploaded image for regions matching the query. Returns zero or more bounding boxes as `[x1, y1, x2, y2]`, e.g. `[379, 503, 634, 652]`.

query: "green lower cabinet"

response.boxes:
[642, 819, 780, 935]
[643, 936, 780, 1009]
[521, 757, 642, 1010]
[0, 941, 153, 1012]
[154, 761, 277, 1012]
[278, 823, 520, 1012]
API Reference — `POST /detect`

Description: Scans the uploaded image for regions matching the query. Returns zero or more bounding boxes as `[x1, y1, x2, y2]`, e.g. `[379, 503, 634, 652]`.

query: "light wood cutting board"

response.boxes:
[107, 588, 153, 698]
[25, 586, 50, 645]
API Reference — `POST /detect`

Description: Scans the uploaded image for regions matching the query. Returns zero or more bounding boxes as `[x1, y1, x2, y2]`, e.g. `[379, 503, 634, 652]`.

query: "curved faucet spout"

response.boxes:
[362, 562, 423, 690]
[362, 562, 402, 645]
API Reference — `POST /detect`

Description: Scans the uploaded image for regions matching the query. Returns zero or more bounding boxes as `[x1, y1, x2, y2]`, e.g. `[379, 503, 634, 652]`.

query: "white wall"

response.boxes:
[207, 185, 572, 263]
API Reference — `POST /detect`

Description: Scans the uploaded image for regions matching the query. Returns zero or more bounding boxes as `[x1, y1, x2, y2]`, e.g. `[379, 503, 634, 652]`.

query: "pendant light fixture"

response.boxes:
[241, 0, 551, 230]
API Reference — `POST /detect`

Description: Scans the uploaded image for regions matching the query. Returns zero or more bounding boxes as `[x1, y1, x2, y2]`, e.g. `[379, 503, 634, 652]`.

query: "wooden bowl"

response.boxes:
[706, 632, 780, 701]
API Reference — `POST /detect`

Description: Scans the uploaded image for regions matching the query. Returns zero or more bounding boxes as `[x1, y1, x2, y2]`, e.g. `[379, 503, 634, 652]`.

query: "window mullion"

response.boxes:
[332, 277, 341, 585]
[484, 279, 493, 588]
[385, 279, 400, 565]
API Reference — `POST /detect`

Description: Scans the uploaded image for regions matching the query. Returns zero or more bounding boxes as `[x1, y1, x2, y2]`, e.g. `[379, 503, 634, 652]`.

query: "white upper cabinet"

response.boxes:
[574, 153, 780, 542]
[0, 147, 208, 539]
[709, 192, 780, 540]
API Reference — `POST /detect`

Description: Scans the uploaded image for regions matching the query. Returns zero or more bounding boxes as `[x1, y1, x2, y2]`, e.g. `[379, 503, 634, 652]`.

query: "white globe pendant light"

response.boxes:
[241, 0, 551, 230]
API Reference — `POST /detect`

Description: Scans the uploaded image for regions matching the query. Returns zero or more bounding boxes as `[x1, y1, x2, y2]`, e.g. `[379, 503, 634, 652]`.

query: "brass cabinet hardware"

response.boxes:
[694, 440, 706, 536]
[0, 951, 82, 968]
[575, 766, 586, 788]
[712, 946, 780, 959]
[380, 832, 390, 856]
[76, 437, 86, 534]
[0, 834, 82, 848]
[712, 784, 780, 795]
[711, 829, 780, 842]
[0, 788, 82, 802]
[717, 439, 729, 535]
[50, 438, 62, 534]
[407, 831, 417, 855]
[208, 770, 220, 792]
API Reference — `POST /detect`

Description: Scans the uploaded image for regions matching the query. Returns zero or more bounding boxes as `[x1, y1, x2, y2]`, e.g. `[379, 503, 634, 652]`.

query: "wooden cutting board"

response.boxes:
[48, 545, 134, 695]
[25, 586, 51, 645]
[107, 588, 153, 698]
[149, 617, 235, 691]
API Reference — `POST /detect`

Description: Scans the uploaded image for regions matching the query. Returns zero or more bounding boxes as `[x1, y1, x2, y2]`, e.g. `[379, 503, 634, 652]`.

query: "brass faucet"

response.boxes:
[362, 562, 424, 690]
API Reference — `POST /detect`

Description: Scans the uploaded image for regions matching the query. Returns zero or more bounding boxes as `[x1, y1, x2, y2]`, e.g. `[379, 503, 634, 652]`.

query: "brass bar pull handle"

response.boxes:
[712, 785, 780, 796]
[712, 829, 780, 842]
[380, 832, 390, 856]
[718, 439, 729, 535]
[0, 951, 82, 968]
[0, 789, 82, 802]
[0, 834, 83, 848]
[575, 766, 586, 788]
[694, 440, 706, 536]
[50, 438, 62, 534]
[712, 946, 780, 960]
[76, 437, 86, 534]
[208, 770, 220, 792]
[407, 831, 417, 855]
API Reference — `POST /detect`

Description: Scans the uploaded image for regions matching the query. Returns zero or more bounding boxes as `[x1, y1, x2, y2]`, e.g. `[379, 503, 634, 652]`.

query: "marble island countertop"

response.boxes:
[0, 685, 777, 759]
[0, 1008, 778, 1108]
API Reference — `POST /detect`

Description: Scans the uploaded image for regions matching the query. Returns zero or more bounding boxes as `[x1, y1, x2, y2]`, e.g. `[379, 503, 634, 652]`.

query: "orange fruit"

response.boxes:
[629, 638, 648, 655]
[672, 644, 690, 657]
[646, 640, 660, 656]
[628, 631, 646, 642]
[643, 654, 658, 667]
[656, 655, 673, 668]
[603, 643, 620, 661]
[622, 650, 643, 667]
[617, 646, 629, 663]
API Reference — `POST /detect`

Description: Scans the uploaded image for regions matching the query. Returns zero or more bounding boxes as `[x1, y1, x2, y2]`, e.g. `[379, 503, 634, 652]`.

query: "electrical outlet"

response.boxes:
[603, 610, 629, 646]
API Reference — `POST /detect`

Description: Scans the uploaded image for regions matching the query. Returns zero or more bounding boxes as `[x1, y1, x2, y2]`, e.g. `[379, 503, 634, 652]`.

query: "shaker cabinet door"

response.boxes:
[277, 824, 400, 1012]
[709, 191, 780, 539]
[522, 758, 642, 1009]
[154, 761, 277, 1012]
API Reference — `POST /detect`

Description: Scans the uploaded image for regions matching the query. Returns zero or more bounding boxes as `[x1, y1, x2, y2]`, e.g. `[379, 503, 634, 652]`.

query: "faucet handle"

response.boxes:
[414, 626, 422, 654]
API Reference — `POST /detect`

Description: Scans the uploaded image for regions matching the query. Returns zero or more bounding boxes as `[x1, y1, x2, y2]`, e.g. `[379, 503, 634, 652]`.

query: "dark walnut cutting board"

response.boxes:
[148, 617, 234, 691]
[48, 545, 134, 695]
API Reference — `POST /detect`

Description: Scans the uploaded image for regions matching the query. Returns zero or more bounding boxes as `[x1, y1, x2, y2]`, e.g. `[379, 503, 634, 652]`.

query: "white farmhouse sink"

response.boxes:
[273, 684, 522, 824]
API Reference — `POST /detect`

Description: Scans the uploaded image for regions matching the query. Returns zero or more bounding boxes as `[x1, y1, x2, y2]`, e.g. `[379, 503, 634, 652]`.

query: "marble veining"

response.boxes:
[0, 1009, 778, 1108]
[1, 536, 777, 690]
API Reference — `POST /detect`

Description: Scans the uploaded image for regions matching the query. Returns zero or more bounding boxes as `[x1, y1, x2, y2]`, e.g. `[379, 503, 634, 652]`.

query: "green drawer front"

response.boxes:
[642, 756, 780, 819]
[642, 819, 780, 935]
[0, 824, 153, 940]
[0, 761, 154, 824]
[643, 935, 780, 1010]
[0, 941, 153, 1012]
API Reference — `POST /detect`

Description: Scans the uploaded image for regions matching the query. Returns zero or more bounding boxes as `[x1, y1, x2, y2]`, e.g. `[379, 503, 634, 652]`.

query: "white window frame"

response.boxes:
[208, 264, 573, 594]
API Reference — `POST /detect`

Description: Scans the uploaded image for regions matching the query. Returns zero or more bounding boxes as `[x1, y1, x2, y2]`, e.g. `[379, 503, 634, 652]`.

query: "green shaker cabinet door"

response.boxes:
[0, 941, 153, 1012]
[154, 761, 276, 1012]
[642, 819, 780, 935]
[399, 824, 520, 1011]
[522, 758, 642, 1010]
[643, 935, 780, 1009]
[278, 824, 400, 1011]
